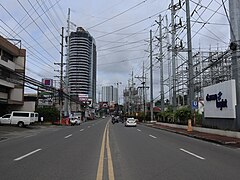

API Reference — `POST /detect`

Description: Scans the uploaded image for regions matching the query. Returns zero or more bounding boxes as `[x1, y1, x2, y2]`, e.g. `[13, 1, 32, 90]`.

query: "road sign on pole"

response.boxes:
[192, 101, 198, 110]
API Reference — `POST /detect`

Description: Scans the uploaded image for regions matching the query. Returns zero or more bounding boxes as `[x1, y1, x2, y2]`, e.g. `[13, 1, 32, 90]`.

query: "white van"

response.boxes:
[0, 111, 35, 127]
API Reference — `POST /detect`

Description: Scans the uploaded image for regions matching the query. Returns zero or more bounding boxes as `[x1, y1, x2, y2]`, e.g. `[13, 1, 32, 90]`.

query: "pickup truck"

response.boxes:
[0, 111, 35, 127]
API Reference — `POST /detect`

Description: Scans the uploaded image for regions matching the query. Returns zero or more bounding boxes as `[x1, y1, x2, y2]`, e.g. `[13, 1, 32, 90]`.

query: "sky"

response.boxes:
[0, 0, 231, 103]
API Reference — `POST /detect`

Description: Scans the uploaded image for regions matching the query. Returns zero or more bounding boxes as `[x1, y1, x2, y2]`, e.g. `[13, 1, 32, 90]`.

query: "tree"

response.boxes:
[36, 107, 59, 123]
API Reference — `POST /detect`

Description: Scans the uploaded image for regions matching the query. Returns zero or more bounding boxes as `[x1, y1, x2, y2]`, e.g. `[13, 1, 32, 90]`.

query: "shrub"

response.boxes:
[175, 107, 191, 125]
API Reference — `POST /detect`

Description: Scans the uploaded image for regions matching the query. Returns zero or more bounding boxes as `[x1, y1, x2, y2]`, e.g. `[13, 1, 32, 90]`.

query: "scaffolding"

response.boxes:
[193, 50, 232, 100]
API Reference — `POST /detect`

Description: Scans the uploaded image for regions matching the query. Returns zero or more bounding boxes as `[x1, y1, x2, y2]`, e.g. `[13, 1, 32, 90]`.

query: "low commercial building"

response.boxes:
[0, 36, 26, 115]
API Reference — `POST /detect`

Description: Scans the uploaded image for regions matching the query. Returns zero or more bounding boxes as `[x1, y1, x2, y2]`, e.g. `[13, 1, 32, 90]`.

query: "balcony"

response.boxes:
[0, 78, 15, 88]
[0, 59, 15, 71]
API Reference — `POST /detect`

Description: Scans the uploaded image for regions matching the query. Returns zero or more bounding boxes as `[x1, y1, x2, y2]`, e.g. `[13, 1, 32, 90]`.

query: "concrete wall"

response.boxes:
[202, 117, 238, 131]
[18, 101, 35, 112]
[9, 88, 23, 102]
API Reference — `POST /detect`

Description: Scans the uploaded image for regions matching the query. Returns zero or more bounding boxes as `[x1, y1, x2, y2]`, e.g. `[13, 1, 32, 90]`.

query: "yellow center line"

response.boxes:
[96, 121, 115, 180]
[106, 123, 115, 180]
[96, 123, 107, 180]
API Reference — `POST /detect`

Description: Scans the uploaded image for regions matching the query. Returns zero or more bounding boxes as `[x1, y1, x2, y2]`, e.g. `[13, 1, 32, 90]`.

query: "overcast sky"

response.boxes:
[0, 0, 230, 102]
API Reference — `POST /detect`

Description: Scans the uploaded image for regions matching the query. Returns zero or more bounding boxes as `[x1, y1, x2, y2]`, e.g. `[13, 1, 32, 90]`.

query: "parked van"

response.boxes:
[0, 111, 36, 127]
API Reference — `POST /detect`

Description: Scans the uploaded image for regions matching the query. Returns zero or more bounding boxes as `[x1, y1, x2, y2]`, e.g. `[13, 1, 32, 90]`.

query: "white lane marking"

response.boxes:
[14, 149, 42, 161]
[180, 148, 205, 160]
[80, 129, 84, 132]
[64, 134, 72, 139]
[137, 129, 141, 132]
[24, 135, 36, 138]
[149, 135, 157, 139]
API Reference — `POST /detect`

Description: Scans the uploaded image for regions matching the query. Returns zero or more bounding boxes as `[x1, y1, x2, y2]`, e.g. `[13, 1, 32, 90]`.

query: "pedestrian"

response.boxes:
[40, 117, 44, 125]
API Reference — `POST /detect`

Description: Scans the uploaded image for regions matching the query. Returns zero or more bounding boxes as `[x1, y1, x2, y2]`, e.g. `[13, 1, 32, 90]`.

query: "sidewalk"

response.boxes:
[145, 122, 240, 148]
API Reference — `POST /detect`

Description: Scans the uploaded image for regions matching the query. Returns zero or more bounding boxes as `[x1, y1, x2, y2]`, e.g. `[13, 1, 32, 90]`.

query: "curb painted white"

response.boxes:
[155, 122, 240, 139]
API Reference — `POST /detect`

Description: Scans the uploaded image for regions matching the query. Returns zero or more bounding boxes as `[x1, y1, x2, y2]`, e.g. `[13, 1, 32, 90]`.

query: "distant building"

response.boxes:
[0, 36, 26, 115]
[68, 27, 97, 103]
[102, 86, 118, 104]
[123, 87, 141, 114]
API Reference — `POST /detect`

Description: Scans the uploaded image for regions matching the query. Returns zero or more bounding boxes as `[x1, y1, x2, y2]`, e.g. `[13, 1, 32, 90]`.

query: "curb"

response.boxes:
[149, 124, 239, 146]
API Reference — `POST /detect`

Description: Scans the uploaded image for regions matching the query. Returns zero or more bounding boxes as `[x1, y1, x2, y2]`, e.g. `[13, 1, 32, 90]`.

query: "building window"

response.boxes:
[0, 85, 8, 93]
[1, 50, 13, 62]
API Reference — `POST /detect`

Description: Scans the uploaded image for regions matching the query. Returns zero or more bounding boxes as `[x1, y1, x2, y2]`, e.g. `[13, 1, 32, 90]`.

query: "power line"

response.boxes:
[35, 0, 61, 35]
[95, 8, 168, 39]
[0, 20, 55, 68]
[88, 0, 148, 29]
[17, 0, 59, 52]
[0, 3, 57, 60]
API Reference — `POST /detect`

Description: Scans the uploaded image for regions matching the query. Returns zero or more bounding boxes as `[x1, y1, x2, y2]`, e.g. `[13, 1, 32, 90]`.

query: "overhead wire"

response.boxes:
[88, 0, 148, 30]
[27, 0, 59, 43]
[0, 30, 56, 78]
[17, 0, 60, 52]
[0, 3, 57, 60]
[47, 0, 65, 27]
[12, 1, 41, 33]
[35, 0, 62, 34]
[0, 20, 55, 68]
[95, 8, 168, 39]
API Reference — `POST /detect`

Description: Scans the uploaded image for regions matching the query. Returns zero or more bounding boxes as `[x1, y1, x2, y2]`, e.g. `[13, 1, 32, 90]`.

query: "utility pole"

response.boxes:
[229, 0, 240, 130]
[60, 27, 64, 122]
[64, 8, 70, 117]
[159, 15, 165, 114]
[166, 15, 172, 105]
[143, 62, 146, 120]
[150, 30, 154, 122]
[128, 79, 131, 115]
[54, 27, 65, 123]
[131, 71, 134, 114]
[186, 0, 194, 113]
[171, 0, 177, 111]
[135, 62, 148, 121]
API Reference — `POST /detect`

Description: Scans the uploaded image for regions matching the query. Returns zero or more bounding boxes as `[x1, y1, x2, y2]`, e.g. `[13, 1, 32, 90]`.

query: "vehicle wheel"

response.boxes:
[18, 122, 24, 128]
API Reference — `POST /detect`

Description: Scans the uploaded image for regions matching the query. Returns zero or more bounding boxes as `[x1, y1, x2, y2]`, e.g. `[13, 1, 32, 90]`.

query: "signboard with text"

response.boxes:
[203, 80, 236, 118]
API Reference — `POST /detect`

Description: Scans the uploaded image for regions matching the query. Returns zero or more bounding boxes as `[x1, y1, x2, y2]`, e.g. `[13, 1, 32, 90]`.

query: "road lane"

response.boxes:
[109, 123, 240, 180]
[1, 119, 240, 180]
[0, 118, 108, 180]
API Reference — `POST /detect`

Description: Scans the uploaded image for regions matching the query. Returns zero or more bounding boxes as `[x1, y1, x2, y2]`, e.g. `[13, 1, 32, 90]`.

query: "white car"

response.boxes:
[125, 118, 137, 127]
[70, 117, 81, 126]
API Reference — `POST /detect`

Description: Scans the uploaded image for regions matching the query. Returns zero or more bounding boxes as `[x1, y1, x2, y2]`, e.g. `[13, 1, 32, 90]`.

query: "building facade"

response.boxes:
[0, 36, 26, 115]
[68, 27, 97, 103]
[102, 85, 119, 104]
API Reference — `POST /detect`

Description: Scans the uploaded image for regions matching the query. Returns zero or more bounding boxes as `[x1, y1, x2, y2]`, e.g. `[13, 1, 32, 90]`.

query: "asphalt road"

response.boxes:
[0, 117, 240, 180]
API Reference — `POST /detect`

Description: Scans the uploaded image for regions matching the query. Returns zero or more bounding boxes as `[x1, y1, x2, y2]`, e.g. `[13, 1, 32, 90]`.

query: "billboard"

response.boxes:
[38, 91, 53, 106]
[42, 78, 53, 87]
[203, 80, 236, 118]
[79, 94, 88, 102]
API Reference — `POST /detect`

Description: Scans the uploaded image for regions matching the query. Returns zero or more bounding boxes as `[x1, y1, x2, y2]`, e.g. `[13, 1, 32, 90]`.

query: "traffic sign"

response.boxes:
[192, 101, 198, 109]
